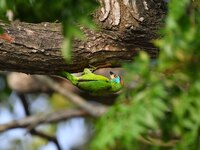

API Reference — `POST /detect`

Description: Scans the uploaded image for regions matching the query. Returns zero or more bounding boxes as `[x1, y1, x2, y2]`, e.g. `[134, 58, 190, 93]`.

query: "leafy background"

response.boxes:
[91, 0, 200, 150]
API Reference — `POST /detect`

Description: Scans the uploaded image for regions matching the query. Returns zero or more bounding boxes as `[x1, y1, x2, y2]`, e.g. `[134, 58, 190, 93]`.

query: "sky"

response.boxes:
[0, 92, 88, 150]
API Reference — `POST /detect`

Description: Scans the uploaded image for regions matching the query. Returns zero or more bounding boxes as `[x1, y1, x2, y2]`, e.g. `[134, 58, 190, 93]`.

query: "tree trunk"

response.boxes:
[0, 0, 166, 74]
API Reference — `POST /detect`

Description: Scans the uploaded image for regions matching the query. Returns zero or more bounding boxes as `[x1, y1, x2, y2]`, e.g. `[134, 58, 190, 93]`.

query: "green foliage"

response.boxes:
[0, 0, 98, 61]
[91, 0, 200, 150]
[91, 53, 169, 150]
[0, 0, 9, 21]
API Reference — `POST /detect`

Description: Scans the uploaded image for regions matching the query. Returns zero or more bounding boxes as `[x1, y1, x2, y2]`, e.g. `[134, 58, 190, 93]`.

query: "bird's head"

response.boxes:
[110, 71, 124, 85]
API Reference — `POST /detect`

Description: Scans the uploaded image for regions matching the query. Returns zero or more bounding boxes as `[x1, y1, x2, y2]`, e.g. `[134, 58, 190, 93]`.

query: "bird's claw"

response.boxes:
[89, 65, 97, 72]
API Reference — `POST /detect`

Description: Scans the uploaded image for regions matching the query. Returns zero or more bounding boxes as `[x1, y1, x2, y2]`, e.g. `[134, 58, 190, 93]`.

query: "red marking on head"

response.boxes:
[0, 33, 14, 43]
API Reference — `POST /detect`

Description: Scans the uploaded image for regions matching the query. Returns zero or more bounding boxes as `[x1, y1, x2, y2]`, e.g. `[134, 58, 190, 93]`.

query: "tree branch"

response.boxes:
[33, 75, 108, 117]
[0, 108, 87, 133]
[30, 130, 62, 150]
[0, 1, 166, 74]
[17, 93, 30, 115]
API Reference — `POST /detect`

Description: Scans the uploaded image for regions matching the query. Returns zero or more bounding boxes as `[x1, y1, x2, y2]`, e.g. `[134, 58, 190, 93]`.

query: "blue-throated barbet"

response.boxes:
[58, 68, 123, 95]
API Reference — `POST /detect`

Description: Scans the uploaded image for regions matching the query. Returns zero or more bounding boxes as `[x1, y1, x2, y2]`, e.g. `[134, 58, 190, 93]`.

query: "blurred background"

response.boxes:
[0, 68, 122, 150]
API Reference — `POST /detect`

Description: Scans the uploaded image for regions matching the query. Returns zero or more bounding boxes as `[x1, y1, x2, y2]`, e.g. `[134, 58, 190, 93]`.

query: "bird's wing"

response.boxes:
[77, 73, 110, 82]
[77, 80, 111, 93]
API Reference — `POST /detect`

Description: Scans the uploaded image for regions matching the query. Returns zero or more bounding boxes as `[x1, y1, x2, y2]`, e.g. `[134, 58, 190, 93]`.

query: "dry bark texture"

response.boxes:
[0, 0, 166, 74]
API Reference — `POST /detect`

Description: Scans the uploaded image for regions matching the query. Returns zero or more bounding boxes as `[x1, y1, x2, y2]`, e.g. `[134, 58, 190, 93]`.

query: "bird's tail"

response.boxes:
[58, 71, 78, 85]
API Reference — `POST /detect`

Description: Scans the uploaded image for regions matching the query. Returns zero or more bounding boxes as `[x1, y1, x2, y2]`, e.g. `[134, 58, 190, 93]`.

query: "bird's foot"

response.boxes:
[88, 64, 97, 72]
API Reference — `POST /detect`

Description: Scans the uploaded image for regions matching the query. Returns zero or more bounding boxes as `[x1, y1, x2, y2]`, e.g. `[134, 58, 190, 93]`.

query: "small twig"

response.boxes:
[17, 94, 45, 132]
[17, 93, 62, 150]
[31, 130, 62, 150]
[138, 136, 179, 147]
[17, 93, 30, 115]
[33, 75, 108, 117]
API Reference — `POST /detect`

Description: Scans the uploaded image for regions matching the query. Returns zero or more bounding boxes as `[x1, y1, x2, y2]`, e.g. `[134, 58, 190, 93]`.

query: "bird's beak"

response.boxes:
[110, 71, 114, 75]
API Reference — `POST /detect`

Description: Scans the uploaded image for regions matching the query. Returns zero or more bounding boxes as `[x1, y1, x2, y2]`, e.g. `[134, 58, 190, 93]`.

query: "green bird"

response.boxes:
[58, 68, 123, 95]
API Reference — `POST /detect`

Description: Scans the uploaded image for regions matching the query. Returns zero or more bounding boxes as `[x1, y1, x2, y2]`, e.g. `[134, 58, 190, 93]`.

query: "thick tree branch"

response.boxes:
[0, 0, 166, 74]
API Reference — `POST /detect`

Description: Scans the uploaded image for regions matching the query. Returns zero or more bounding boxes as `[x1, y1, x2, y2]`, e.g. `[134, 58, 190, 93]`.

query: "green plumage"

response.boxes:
[58, 68, 123, 95]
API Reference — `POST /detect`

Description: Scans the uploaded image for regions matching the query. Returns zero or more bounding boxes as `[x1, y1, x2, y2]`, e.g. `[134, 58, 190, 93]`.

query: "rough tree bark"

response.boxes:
[0, 0, 166, 74]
